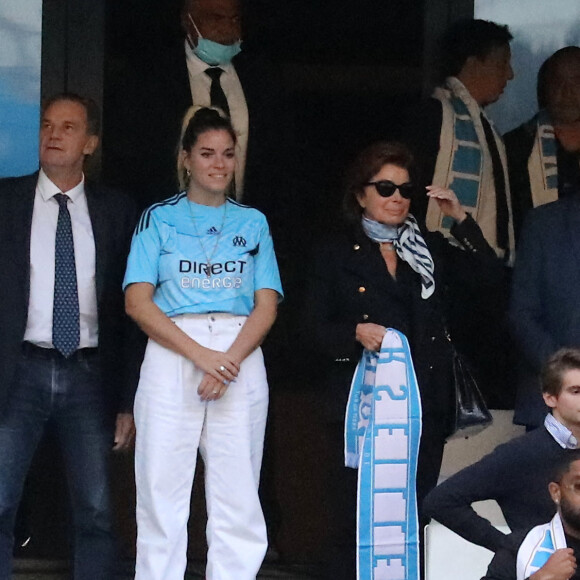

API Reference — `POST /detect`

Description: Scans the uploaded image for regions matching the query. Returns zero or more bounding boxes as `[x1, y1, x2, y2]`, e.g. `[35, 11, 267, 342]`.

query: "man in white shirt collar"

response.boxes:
[0, 93, 139, 580]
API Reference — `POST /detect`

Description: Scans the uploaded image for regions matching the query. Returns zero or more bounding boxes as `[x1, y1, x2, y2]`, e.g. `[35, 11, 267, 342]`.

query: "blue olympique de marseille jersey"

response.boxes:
[123, 193, 283, 316]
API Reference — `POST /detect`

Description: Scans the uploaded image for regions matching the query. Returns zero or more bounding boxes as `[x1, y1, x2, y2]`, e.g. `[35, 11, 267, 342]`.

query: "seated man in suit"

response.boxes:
[423, 348, 580, 554]
[482, 451, 580, 580]
[505, 46, 580, 242]
[0, 93, 139, 580]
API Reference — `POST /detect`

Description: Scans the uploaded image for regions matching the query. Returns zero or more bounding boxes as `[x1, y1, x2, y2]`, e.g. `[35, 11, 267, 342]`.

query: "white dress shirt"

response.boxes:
[184, 42, 249, 199]
[24, 169, 98, 348]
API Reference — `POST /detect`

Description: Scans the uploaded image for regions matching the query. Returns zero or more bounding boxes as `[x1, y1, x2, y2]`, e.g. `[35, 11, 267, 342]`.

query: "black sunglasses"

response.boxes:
[365, 180, 415, 199]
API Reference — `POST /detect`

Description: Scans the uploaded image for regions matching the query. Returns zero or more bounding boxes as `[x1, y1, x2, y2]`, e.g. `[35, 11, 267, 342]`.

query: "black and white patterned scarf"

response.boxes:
[362, 214, 435, 299]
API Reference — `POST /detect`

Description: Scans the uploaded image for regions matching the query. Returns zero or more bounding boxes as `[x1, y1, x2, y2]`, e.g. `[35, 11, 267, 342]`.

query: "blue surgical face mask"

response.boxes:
[188, 14, 241, 66]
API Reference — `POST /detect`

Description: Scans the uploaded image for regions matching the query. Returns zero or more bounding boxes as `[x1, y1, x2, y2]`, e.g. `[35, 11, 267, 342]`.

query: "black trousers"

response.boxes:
[321, 416, 447, 580]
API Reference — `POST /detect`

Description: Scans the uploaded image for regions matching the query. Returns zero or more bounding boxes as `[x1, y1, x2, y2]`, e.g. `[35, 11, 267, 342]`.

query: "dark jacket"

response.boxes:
[510, 194, 580, 427]
[504, 114, 580, 243]
[303, 215, 502, 424]
[0, 172, 141, 417]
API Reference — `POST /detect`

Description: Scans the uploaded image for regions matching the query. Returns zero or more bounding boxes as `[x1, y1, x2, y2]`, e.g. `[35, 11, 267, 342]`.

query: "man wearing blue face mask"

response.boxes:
[183, 0, 242, 66]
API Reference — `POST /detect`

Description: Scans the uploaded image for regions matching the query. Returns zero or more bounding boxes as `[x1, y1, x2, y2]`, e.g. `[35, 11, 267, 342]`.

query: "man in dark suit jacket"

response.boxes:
[510, 192, 580, 428]
[482, 452, 580, 580]
[504, 46, 580, 242]
[0, 93, 139, 580]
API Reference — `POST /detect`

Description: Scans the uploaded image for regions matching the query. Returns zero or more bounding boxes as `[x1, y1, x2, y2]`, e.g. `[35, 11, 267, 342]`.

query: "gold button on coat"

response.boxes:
[358, 286, 366, 293]
[353, 244, 360, 251]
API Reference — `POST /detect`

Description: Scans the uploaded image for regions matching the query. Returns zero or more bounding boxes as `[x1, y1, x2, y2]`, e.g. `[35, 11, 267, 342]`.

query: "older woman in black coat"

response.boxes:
[304, 142, 502, 579]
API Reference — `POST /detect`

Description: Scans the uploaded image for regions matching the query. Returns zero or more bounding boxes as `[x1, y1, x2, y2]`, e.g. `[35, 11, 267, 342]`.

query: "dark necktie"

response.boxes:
[205, 67, 230, 117]
[52, 193, 80, 357]
[480, 113, 509, 251]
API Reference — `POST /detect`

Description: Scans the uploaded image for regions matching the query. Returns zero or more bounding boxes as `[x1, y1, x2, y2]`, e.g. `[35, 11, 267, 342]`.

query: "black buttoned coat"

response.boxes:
[303, 215, 502, 426]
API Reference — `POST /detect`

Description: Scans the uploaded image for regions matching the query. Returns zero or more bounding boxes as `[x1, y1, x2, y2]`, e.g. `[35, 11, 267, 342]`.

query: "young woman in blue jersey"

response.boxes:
[123, 106, 283, 580]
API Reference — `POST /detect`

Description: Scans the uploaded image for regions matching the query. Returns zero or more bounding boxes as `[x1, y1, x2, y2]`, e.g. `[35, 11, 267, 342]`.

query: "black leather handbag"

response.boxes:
[447, 335, 493, 439]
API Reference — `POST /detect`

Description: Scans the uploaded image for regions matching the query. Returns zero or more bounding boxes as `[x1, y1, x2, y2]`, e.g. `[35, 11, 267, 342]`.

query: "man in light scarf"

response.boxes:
[401, 18, 516, 411]
[482, 451, 580, 580]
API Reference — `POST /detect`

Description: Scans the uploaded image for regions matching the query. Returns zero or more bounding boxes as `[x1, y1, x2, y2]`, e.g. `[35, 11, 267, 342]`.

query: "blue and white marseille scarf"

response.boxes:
[516, 513, 566, 580]
[528, 109, 559, 208]
[428, 76, 514, 259]
[345, 329, 422, 580]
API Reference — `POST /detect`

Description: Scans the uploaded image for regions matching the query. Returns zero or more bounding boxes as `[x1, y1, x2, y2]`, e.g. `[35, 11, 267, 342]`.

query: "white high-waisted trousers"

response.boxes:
[134, 313, 268, 580]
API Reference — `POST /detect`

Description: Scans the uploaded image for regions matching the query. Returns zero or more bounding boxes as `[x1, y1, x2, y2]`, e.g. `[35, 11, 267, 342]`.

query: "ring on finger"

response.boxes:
[219, 365, 226, 372]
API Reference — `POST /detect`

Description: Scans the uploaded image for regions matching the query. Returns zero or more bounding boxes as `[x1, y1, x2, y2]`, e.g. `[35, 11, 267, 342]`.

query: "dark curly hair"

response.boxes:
[550, 449, 580, 484]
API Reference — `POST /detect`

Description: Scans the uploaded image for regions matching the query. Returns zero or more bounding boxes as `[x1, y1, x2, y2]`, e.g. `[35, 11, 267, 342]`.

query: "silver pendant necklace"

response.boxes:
[188, 199, 228, 277]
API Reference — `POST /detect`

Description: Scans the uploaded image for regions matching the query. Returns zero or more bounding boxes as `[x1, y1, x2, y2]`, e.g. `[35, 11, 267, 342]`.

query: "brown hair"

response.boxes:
[342, 141, 415, 223]
[541, 348, 580, 397]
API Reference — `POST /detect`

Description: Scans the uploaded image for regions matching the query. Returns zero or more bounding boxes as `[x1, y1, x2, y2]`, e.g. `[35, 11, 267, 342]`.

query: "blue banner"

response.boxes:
[0, 2, 42, 177]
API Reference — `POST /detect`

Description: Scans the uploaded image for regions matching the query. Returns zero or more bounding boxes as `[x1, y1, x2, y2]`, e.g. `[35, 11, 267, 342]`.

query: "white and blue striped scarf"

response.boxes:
[345, 329, 422, 580]
[362, 214, 435, 299]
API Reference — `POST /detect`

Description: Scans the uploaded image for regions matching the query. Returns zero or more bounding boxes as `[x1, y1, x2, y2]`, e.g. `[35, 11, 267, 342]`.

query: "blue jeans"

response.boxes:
[0, 346, 116, 580]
